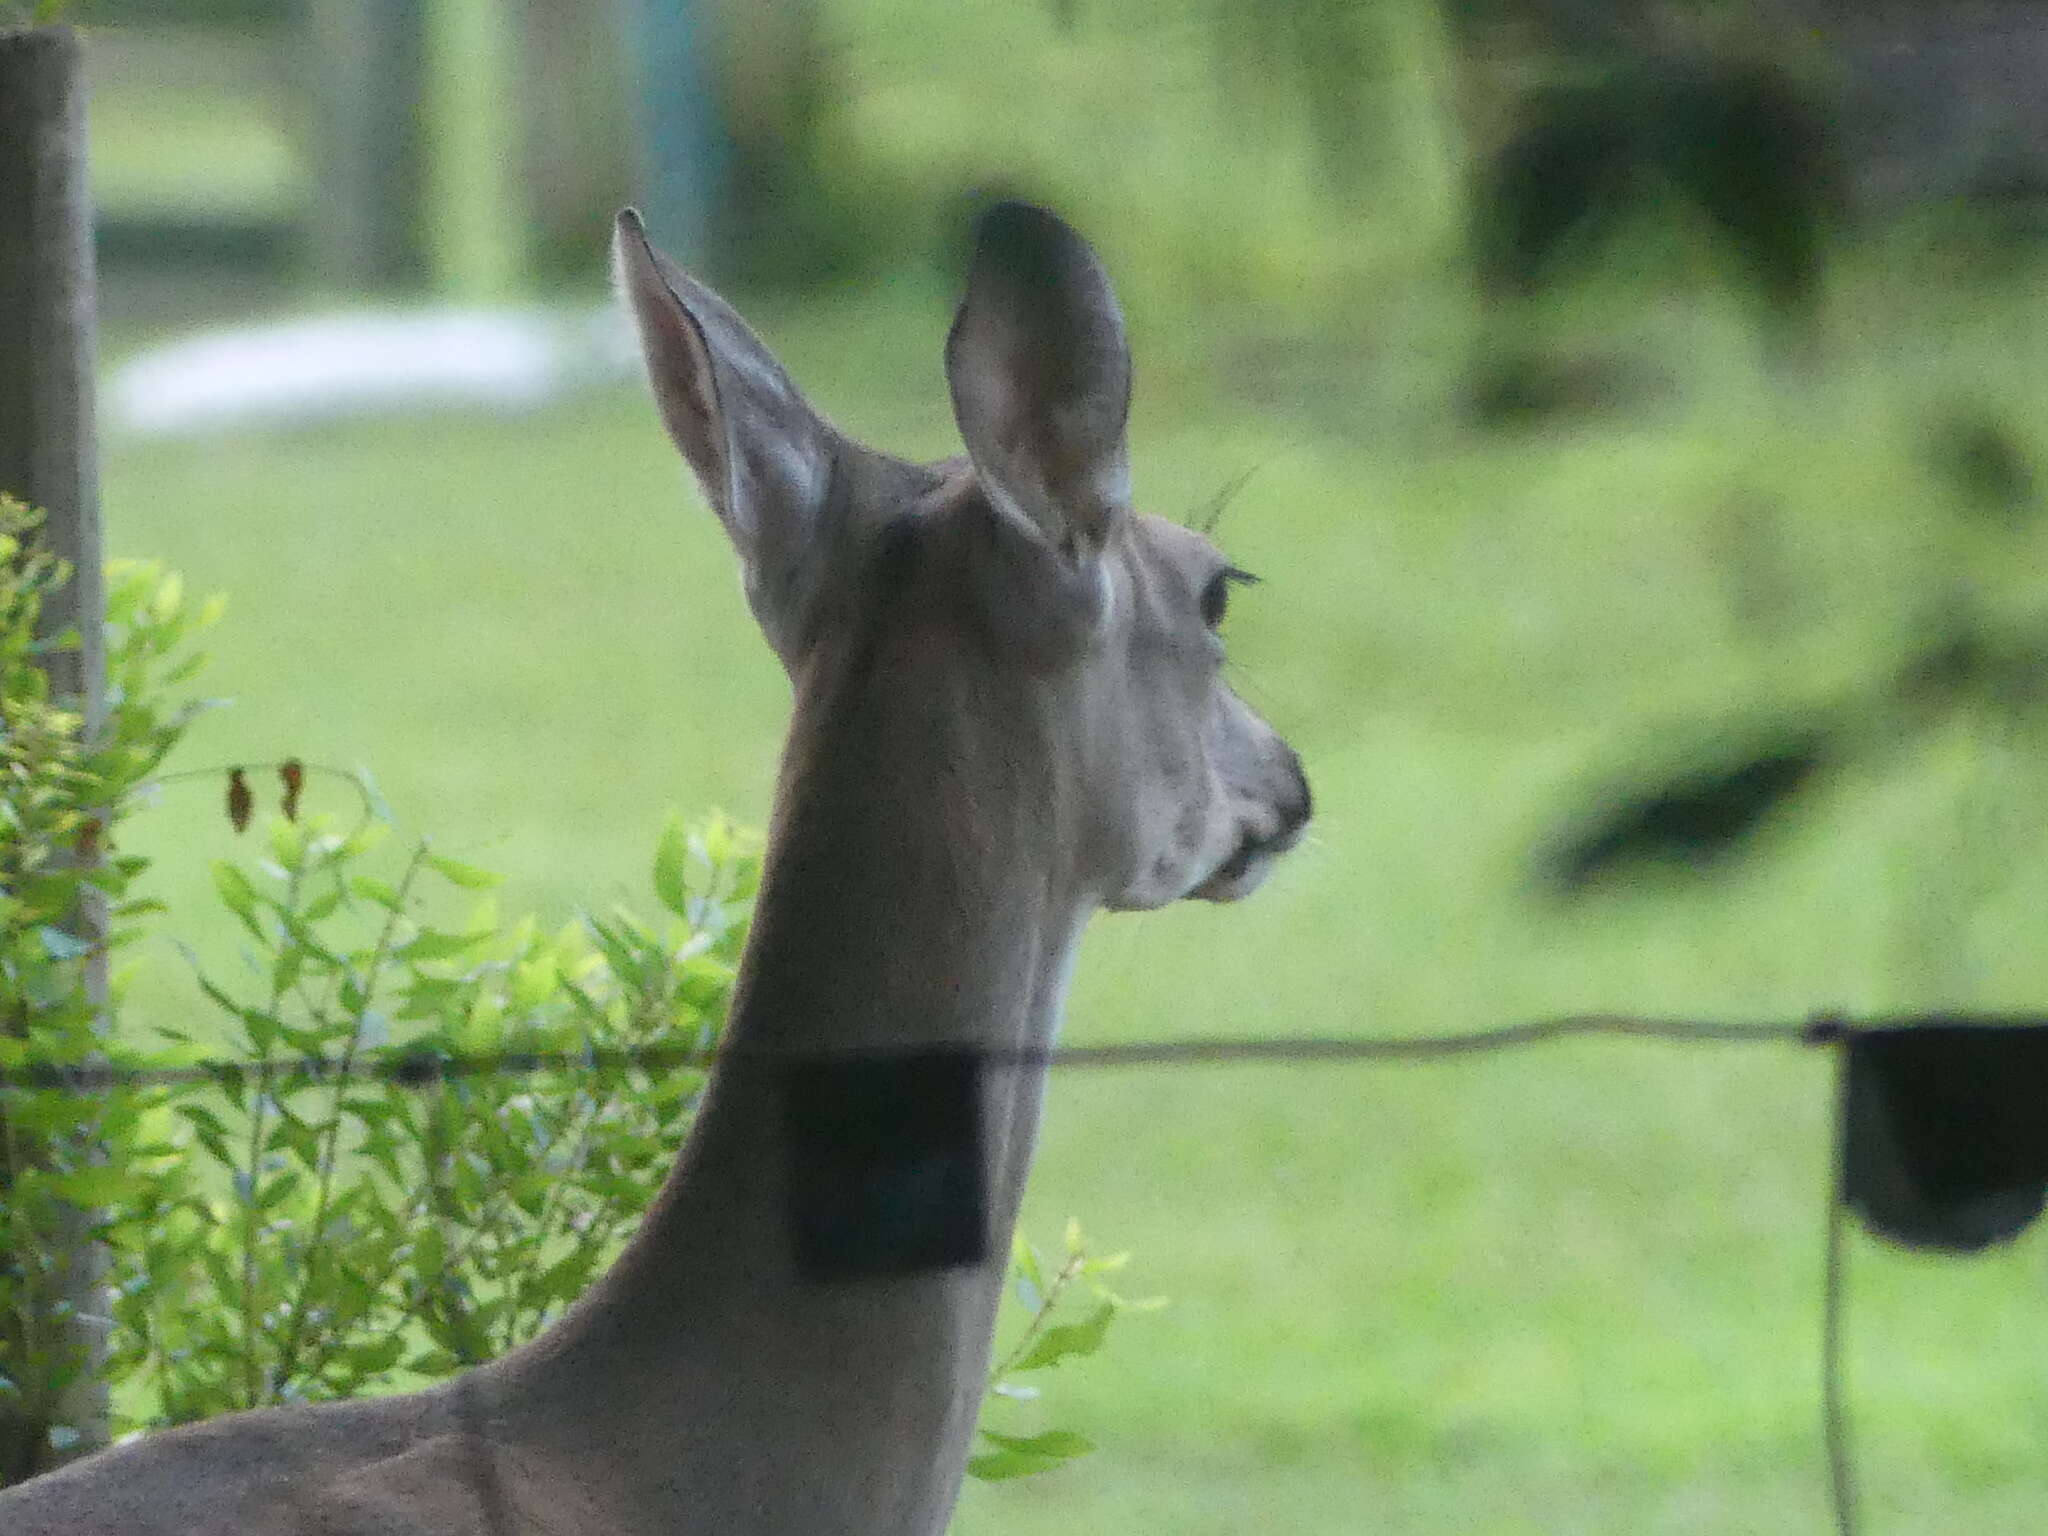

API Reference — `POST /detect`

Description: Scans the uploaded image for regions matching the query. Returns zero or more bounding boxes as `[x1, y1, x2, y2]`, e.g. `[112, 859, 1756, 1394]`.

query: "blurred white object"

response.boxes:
[108, 306, 639, 437]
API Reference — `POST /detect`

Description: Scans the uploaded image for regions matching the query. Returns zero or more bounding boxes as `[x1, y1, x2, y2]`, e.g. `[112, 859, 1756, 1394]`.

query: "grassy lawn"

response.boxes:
[79, 2, 2048, 1530]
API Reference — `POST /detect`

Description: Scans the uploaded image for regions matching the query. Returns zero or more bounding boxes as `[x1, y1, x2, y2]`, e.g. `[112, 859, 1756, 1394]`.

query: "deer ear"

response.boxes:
[945, 202, 1132, 557]
[613, 209, 839, 651]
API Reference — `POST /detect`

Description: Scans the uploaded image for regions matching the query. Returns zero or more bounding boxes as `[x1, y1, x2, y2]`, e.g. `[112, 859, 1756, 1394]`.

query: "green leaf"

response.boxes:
[979, 1429, 1094, 1458]
[349, 876, 402, 911]
[150, 570, 185, 622]
[965, 1450, 1047, 1481]
[1010, 1301, 1116, 1373]
[966, 1429, 1095, 1481]
[175, 1103, 236, 1167]
[529, 1247, 600, 1306]
[341, 1333, 405, 1376]
[271, 1112, 324, 1170]
[300, 883, 346, 923]
[396, 975, 466, 1020]
[1012, 1232, 1045, 1294]
[653, 812, 691, 919]
[211, 862, 266, 934]
[424, 853, 501, 890]
[267, 817, 307, 868]
[402, 929, 488, 963]
[46, 1165, 137, 1207]
[277, 909, 343, 967]
[509, 955, 558, 1010]
[262, 1174, 306, 1213]
[270, 947, 305, 995]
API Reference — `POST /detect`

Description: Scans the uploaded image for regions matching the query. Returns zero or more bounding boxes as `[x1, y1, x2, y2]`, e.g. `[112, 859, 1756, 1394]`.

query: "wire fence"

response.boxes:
[7, 1008, 2046, 1536]
[0, 1010, 1832, 1092]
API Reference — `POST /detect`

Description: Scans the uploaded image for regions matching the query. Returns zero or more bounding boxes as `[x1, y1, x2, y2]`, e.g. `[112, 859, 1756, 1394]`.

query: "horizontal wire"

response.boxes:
[0, 1008, 1961, 1095]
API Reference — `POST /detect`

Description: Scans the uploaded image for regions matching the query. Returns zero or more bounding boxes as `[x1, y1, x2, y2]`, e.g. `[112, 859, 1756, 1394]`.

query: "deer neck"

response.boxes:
[493, 617, 1089, 1531]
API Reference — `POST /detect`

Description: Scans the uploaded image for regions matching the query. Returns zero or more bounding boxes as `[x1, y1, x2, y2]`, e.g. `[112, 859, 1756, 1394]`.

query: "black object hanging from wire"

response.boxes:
[1821, 1019, 2048, 1536]
[1839, 1022, 2048, 1253]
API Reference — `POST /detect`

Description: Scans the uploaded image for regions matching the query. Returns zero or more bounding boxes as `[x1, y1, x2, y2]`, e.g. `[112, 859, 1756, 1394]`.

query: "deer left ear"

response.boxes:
[613, 209, 842, 655]
[945, 202, 1132, 559]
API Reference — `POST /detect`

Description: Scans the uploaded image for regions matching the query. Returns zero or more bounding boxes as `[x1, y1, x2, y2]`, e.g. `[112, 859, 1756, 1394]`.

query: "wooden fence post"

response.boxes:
[0, 22, 112, 1480]
[304, 0, 430, 289]
[513, 0, 634, 278]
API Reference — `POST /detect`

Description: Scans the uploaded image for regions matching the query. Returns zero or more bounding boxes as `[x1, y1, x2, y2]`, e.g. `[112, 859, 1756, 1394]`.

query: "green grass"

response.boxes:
[84, 3, 2048, 1529]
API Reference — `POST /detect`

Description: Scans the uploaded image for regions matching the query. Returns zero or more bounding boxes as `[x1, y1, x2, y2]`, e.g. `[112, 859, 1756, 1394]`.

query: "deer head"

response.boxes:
[612, 201, 1309, 915]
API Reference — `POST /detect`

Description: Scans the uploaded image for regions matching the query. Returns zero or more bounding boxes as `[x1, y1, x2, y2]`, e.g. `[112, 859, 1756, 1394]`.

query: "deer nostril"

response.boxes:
[1281, 753, 1312, 835]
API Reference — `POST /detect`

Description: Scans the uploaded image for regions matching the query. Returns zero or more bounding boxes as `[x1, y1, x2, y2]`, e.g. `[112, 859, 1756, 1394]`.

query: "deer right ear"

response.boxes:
[945, 202, 1133, 559]
[613, 209, 841, 654]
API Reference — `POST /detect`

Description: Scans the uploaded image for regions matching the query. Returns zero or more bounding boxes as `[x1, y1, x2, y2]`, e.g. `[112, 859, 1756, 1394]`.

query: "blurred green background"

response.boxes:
[65, 0, 2048, 1529]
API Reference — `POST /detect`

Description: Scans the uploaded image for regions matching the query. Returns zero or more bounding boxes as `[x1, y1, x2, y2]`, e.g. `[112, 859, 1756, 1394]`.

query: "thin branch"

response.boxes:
[234, 852, 307, 1409]
[988, 1247, 1085, 1388]
[1822, 1050, 1860, 1536]
[151, 760, 381, 851]
[270, 843, 429, 1390]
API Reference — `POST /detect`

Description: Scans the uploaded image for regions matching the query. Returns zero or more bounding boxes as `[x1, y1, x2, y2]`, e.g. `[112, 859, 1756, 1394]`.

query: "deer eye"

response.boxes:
[1201, 566, 1257, 629]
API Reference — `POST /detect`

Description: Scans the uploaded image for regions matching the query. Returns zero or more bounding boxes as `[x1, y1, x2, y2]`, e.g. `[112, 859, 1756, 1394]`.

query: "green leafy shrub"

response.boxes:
[112, 808, 755, 1418]
[0, 497, 217, 1466]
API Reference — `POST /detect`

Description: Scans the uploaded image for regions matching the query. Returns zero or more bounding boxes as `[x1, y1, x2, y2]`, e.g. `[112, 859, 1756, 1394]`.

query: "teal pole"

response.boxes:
[616, 0, 724, 273]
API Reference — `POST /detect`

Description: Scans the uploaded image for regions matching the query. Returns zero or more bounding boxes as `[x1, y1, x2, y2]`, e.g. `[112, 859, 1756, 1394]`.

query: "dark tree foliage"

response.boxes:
[1926, 405, 2039, 524]
[1472, 57, 1840, 341]
[1541, 732, 1833, 892]
[1462, 348, 1674, 429]
[1541, 608, 2048, 899]
[1891, 611, 2048, 719]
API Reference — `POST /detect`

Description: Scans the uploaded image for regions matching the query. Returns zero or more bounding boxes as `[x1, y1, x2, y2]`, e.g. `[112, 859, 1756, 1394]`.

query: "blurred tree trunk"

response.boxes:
[303, 0, 430, 289]
[1450, 0, 2048, 218]
[615, 0, 861, 286]
[1212, 0, 1392, 197]
[710, 0, 837, 279]
[0, 23, 111, 1484]
[515, 0, 634, 280]
[1814, 1, 2048, 212]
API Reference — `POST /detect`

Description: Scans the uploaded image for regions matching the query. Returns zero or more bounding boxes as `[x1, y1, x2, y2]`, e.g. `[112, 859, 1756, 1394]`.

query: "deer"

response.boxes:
[0, 200, 1310, 1535]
